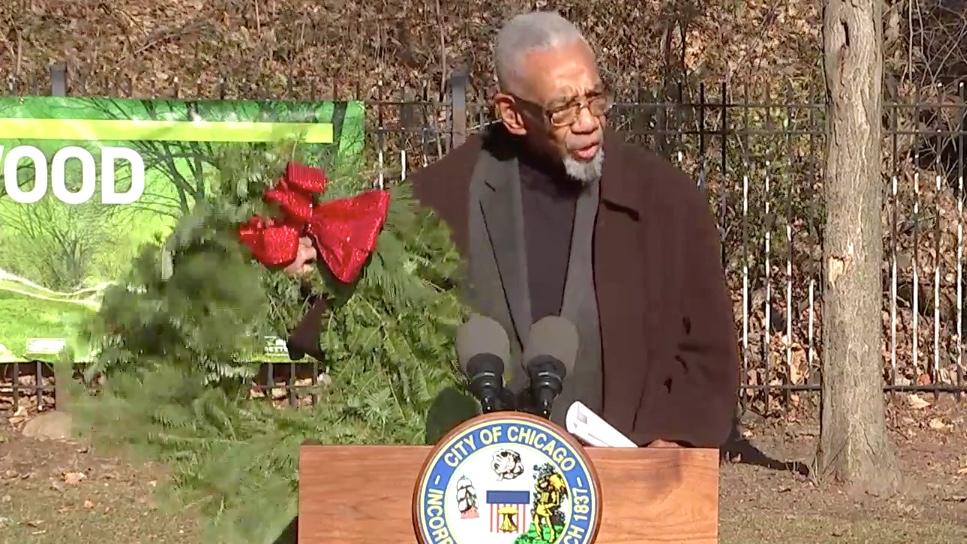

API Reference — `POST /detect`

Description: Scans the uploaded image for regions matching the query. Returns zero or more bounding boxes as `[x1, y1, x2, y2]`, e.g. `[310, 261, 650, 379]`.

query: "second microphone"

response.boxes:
[523, 315, 579, 419]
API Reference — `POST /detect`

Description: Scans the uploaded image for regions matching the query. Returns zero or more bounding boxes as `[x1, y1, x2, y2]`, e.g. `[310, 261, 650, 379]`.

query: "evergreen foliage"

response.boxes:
[73, 141, 477, 542]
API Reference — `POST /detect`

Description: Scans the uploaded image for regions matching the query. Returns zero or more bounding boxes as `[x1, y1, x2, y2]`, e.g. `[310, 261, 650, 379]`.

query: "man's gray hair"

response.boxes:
[494, 11, 588, 93]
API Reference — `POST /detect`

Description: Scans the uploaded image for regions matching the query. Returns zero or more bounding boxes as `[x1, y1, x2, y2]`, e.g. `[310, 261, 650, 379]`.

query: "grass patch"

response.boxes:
[0, 290, 94, 360]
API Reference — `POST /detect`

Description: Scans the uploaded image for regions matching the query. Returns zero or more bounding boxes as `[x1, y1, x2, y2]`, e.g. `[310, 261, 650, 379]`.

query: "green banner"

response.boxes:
[0, 96, 365, 363]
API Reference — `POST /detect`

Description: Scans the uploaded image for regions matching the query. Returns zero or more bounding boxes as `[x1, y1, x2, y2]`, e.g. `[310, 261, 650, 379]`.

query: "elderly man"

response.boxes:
[288, 11, 739, 448]
[410, 11, 739, 449]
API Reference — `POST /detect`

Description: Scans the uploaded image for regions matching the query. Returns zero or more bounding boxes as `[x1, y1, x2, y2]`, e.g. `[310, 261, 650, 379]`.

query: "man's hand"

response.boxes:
[283, 236, 317, 276]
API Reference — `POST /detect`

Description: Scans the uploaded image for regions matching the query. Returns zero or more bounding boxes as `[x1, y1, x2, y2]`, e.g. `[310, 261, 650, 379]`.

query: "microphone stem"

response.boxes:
[480, 395, 499, 414]
[535, 388, 555, 419]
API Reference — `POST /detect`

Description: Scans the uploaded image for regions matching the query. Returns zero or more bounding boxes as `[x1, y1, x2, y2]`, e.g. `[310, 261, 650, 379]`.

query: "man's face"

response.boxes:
[496, 40, 609, 183]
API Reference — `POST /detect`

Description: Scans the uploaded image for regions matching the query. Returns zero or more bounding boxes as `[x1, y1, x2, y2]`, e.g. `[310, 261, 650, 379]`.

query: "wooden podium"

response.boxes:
[298, 416, 719, 543]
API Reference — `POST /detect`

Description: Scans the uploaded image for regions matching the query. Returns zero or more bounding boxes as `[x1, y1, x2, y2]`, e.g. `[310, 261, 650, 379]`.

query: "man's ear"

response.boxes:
[494, 94, 527, 136]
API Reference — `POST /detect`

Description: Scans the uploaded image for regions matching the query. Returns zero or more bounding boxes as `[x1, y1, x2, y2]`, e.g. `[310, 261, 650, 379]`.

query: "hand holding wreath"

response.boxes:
[283, 236, 317, 277]
[237, 161, 391, 284]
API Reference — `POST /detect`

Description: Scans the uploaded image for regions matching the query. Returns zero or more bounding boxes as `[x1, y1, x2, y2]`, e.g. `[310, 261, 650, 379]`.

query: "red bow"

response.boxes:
[238, 162, 390, 284]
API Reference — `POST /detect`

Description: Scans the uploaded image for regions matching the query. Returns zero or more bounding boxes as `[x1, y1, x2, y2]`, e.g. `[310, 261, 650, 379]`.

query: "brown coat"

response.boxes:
[410, 126, 740, 448]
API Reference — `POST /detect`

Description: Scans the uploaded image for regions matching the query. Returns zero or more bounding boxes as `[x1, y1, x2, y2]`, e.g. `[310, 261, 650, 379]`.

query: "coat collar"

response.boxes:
[598, 128, 643, 219]
[478, 125, 641, 211]
[475, 141, 532, 345]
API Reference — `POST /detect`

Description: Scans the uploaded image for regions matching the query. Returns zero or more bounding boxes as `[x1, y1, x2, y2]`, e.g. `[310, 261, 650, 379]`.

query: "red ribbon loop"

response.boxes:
[238, 162, 390, 283]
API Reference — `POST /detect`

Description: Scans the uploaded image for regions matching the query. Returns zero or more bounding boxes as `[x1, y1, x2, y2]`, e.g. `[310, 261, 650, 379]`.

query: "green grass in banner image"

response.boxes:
[0, 290, 94, 362]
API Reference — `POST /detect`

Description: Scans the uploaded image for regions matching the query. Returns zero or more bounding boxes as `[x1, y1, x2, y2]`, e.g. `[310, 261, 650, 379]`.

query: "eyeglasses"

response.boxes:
[544, 93, 613, 127]
[508, 91, 613, 128]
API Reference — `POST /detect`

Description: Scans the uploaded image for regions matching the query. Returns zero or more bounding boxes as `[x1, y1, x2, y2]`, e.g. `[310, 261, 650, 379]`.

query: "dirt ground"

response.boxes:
[1, 394, 965, 544]
[719, 395, 967, 544]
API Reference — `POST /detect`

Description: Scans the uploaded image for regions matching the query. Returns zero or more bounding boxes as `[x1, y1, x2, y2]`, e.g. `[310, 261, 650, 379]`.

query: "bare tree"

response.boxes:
[816, 0, 901, 496]
[0, 196, 131, 290]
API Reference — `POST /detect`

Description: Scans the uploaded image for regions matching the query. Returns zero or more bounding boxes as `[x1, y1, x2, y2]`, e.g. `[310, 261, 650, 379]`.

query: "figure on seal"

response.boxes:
[531, 465, 568, 542]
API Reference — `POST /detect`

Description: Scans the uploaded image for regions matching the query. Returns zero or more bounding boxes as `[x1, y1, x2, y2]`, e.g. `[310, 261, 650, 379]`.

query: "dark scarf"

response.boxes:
[464, 129, 604, 424]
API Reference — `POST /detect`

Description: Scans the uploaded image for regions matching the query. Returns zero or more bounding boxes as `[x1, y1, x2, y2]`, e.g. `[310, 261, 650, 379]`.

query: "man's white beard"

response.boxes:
[563, 147, 605, 186]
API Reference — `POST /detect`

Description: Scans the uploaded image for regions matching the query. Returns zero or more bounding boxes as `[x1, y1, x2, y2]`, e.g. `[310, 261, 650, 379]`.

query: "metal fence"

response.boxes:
[2, 65, 966, 415]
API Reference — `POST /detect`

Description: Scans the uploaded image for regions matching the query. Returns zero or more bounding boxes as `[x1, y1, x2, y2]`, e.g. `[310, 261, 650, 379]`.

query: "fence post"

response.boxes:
[449, 68, 468, 149]
[50, 62, 67, 97]
[49, 62, 72, 411]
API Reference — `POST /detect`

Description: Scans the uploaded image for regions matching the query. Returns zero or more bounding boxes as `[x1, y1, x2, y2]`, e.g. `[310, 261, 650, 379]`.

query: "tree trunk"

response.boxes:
[816, 0, 900, 496]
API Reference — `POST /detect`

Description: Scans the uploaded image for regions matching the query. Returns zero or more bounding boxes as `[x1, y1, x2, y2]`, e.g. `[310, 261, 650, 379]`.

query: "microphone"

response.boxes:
[456, 314, 512, 413]
[523, 316, 579, 418]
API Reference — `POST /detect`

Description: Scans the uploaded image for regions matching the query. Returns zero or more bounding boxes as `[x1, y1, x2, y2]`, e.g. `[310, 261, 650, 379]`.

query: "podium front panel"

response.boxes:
[299, 445, 718, 543]
[589, 448, 718, 542]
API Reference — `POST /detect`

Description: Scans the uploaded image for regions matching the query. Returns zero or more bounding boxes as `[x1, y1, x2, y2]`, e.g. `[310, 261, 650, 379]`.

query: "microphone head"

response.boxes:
[523, 316, 579, 375]
[456, 313, 511, 375]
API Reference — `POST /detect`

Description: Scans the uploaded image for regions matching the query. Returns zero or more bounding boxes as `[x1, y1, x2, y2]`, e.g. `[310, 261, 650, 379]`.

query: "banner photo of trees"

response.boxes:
[0, 96, 365, 364]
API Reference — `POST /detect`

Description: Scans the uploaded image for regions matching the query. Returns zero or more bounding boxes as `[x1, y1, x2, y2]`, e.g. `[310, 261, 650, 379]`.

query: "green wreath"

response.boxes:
[74, 141, 479, 542]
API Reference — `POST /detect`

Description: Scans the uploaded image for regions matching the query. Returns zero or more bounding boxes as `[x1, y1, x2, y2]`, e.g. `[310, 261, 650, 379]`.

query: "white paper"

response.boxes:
[565, 401, 638, 448]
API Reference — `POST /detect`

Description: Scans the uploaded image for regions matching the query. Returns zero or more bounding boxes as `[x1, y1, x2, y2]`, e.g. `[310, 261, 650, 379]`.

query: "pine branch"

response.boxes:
[74, 140, 475, 542]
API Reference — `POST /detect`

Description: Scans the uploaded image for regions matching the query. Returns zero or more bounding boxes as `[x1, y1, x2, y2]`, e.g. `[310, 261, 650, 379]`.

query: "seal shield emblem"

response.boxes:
[414, 412, 601, 544]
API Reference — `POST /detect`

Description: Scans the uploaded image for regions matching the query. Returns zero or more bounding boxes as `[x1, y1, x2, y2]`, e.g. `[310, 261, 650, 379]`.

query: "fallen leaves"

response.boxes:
[63, 472, 86, 485]
[1, 374, 56, 424]
[927, 417, 951, 430]
[830, 526, 851, 538]
[906, 394, 931, 410]
[6, 406, 29, 428]
[0, 420, 196, 541]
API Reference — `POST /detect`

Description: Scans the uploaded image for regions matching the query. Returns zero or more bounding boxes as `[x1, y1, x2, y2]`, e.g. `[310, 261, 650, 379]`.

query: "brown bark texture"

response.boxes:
[816, 0, 900, 496]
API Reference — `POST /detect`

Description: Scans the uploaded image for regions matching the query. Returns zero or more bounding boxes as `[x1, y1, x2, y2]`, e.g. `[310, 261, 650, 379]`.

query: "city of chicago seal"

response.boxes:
[414, 413, 600, 544]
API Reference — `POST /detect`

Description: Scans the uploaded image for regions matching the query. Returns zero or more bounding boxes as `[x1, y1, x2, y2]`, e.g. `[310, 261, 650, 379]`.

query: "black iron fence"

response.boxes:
[2, 65, 966, 415]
